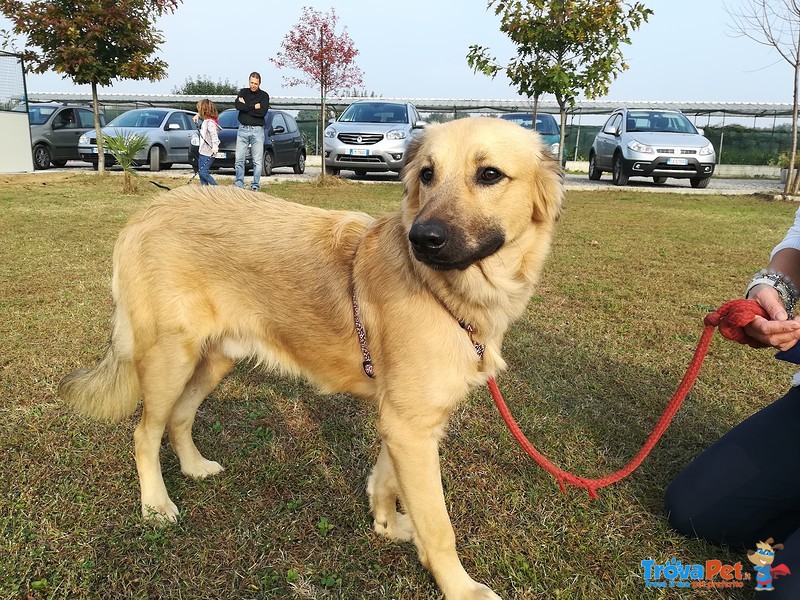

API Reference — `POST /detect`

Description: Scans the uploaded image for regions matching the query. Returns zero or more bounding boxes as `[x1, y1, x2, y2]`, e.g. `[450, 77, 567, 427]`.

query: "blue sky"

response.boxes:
[1, 0, 792, 103]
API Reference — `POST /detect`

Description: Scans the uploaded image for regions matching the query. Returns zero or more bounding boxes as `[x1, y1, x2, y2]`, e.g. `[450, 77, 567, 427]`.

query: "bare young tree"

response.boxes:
[727, 0, 800, 195]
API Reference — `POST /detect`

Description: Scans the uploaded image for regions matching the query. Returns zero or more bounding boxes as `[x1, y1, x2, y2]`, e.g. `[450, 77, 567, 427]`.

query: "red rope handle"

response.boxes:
[488, 299, 769, 498]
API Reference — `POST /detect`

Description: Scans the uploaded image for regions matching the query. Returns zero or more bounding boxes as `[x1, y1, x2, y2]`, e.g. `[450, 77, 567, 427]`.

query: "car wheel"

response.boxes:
[51, 160, 68, 168]
[149, 146, 162, 172]
[653, 176, 667, 184]
[587, 153, 601, 181]
[690, 177, 711, 189]
[160, 163, 173, 170]
[91, 161, 99, 171]
[354, 169, 367, 178]
[612, 154, 629, 186]
[33, 144, 52, 170]
[293, 152, 306, 174]
[327, 167, 340, 176]
[263, 151, 274, 176]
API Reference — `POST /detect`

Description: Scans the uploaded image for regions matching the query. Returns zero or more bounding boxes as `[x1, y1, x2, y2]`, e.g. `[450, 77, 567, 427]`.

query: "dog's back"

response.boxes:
[61, 187, 376, 422]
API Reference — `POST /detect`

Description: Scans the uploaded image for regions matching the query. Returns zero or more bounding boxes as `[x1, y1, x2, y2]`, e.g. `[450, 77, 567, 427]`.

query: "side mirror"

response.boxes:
[413, 120, 426, 129]
[271, 125, 286, 135]
[167, 123, 181, 130]
[697, 127, 705, 136]
[52, 121, 65, 130]
[328, 118, 336, 124]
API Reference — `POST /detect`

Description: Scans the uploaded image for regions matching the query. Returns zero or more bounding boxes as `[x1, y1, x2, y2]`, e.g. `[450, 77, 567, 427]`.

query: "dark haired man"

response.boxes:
[234, 72, 270, 191]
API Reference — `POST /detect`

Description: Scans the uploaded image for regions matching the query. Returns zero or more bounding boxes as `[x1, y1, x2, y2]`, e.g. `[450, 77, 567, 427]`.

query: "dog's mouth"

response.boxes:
[408, 219, 505, 271]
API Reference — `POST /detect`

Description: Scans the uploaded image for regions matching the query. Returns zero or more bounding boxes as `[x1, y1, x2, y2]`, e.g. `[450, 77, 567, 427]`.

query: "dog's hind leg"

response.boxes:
[168, 349, 234, 479]
[133, 337, 201, 523]
[380, 414, 501, 600]
[367, 441, 416, 542]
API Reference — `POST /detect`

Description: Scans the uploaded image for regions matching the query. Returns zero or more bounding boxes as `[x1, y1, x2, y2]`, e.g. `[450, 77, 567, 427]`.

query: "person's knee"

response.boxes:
[664, 476, 697, 537]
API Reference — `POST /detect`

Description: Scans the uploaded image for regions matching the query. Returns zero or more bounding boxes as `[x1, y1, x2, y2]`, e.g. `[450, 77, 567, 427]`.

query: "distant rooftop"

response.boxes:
[25, 92, 794, 117]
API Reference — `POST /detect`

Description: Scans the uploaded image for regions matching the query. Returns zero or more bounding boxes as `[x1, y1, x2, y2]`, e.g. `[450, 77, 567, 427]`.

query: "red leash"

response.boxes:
[488, 298, 769, 498]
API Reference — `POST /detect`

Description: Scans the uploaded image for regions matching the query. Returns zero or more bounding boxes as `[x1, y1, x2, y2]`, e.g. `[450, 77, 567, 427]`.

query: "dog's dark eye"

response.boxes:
[420, 167, 434, 185]
[478, 167, 505, 185]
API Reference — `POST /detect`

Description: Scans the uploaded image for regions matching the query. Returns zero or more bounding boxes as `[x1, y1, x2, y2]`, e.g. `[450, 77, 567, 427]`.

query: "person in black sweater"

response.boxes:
[234, 72, 270, 191]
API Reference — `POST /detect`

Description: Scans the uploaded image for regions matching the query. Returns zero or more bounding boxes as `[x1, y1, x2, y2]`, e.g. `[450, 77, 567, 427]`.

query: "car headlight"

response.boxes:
[627, 140, 654, 154]
[190, 134, 199, 146]
[699, 143, 715, 156]
[324, 128, 336, 138]
[386, 129, 407, 140]
[549, 142, 560, 157]
[78, 133, 89, 145]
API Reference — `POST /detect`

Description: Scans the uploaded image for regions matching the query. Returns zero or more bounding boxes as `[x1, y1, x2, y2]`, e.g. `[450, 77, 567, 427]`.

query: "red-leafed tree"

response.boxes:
[0, 0, 181, 173]
[271, 6, 364, 175]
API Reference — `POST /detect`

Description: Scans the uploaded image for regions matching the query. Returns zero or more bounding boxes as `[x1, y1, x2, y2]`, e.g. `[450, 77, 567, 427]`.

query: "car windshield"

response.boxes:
[626, 111, 697, 134]
[500, 114, 559, 135]
[28, 106, 58, 125]
[108, 110, 168, 128]
[218, 110, 241, 129]
[339, 102, 408, 124]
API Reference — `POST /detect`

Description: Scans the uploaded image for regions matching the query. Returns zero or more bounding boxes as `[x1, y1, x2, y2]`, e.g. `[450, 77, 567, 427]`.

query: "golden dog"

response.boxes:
[60, 117, 563, 599]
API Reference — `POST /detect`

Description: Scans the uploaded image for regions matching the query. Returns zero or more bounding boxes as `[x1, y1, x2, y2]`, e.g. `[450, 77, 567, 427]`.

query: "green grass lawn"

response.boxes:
[1, 172, 796, 599]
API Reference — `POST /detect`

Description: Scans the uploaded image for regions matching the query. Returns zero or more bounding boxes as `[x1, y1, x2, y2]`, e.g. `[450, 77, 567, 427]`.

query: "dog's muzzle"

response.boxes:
[409, 219, 504, 271]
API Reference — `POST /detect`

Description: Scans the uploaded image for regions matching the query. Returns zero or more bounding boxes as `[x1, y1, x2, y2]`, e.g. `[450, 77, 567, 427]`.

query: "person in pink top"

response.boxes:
[196, 99, 220, 186]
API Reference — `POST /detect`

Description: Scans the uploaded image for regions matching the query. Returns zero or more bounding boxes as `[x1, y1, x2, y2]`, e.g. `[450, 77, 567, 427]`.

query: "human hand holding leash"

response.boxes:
[744, 285, 800, 351]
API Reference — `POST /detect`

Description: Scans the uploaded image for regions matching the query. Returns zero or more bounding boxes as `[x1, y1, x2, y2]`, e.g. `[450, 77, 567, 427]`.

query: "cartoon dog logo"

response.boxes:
[747, 538, 791, 591]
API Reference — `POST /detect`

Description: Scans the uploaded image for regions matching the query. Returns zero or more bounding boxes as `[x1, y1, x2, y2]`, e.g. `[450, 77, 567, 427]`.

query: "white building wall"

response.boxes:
[0, 111, 33, 173]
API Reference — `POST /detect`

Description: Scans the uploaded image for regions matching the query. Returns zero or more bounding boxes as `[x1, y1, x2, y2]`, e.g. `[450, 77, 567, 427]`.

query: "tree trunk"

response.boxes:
[556, 96, 567, 169]
[788, 57, 800, 196]
[321, 92, 327, 178]
[91, 82, 106, 174]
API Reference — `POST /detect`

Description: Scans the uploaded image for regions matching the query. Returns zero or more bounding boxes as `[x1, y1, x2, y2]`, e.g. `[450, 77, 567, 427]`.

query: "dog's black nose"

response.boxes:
[409, 220, 448, 254]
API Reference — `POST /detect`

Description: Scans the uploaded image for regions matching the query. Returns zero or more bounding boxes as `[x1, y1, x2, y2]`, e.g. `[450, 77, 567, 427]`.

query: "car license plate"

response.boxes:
[214, 152, 226, 159]
[91, 148, 98, 154]
[349, 149, 369, 156]
[666, 157, 688, 166]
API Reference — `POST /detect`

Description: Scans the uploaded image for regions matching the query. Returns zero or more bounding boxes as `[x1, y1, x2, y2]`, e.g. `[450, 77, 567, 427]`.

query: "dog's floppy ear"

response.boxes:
[531, 154, 564, 224]
[401, 131, 426, 204]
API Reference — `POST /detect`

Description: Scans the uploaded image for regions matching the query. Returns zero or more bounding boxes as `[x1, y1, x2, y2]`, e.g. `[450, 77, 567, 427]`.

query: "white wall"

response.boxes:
[0, 111, 33, 173]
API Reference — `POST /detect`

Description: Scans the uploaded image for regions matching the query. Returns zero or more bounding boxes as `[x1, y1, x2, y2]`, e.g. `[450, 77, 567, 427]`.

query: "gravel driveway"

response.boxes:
[36, 160, 786, 196]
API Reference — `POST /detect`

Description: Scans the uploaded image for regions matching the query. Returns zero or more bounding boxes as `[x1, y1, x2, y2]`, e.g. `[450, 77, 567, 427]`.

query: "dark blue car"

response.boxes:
[206, 108, 306, 175]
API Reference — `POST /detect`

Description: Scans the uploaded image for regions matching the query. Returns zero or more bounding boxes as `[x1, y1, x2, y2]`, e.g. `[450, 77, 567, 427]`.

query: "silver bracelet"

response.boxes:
[745, 268, 798, 318]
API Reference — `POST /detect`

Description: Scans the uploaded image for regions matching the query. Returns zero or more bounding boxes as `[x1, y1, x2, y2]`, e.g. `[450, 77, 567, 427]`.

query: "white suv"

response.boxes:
[589, 108, 716, 188]
[324, 100, 425, 177]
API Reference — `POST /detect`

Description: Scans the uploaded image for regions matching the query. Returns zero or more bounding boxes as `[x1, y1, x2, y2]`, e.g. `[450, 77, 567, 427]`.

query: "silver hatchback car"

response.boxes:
[324, 100, 425, 177]
[78, 108, 199, 171]
[589, 108, 716, 188]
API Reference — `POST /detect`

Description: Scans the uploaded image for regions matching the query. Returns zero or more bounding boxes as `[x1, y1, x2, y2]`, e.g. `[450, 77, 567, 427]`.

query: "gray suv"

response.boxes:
[324, 100, 425, 176]
[589, 108, 716, 188]
[24, 103, 105, 169]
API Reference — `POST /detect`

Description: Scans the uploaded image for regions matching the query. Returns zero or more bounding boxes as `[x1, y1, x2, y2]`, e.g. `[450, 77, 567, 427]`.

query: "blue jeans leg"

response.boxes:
[198, 154, 217, 185]
[234, 129, 251, 188]
[250, 127, 264, 190]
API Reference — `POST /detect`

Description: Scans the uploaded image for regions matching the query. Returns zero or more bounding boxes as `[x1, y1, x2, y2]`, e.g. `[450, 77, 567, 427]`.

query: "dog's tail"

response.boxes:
[59, 308, 141, 422]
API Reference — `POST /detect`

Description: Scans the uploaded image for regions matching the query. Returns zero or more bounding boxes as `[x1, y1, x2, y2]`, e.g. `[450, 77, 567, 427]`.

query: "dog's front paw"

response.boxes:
[141, 499, 179, 523]
[449, 582, 501, 600]
[181, 458, 224, 479]
[469, 583, 501, 600]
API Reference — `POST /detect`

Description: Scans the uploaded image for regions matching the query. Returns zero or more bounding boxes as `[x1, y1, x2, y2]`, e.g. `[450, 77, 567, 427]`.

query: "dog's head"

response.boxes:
[400, 117, 563, 271]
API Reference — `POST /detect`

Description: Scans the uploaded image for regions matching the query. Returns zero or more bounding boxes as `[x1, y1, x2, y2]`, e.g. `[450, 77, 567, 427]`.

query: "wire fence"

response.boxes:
[0, 51, 26, 112]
